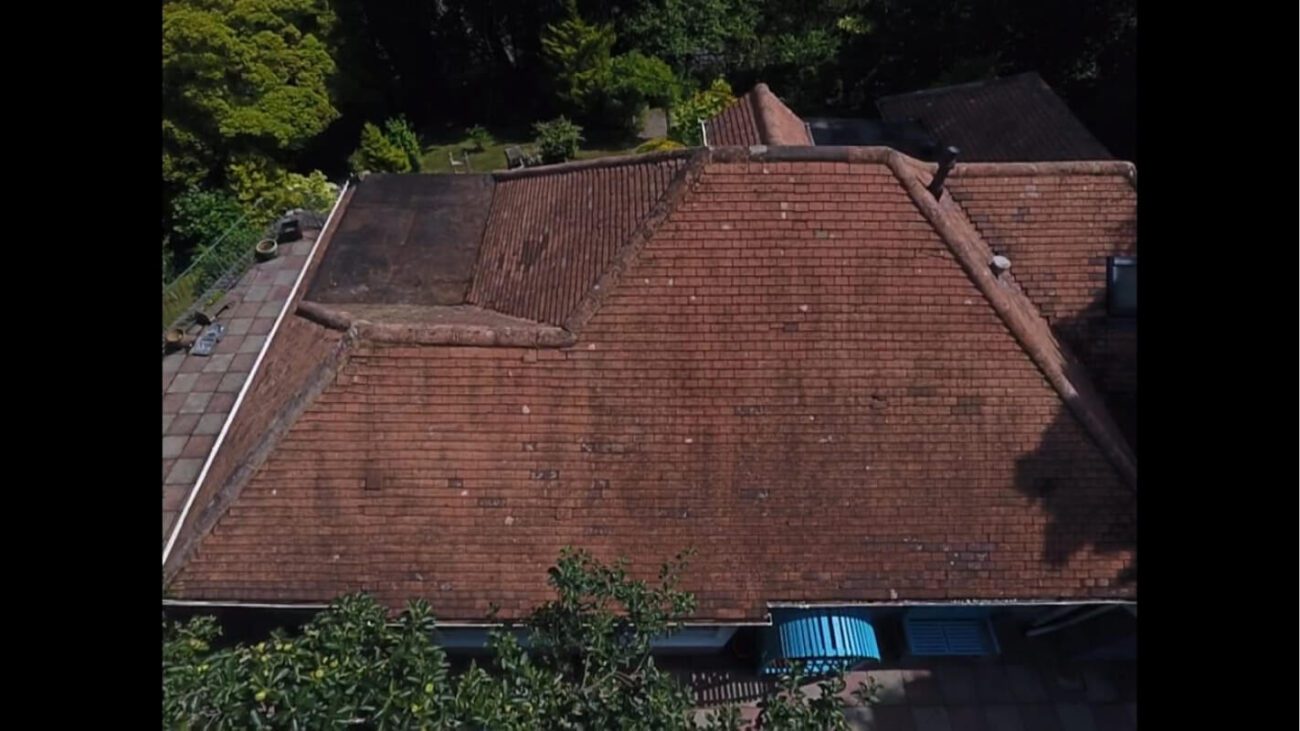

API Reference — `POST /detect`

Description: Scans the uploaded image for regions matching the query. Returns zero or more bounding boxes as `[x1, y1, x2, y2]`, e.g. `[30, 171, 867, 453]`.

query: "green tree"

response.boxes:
[314, 0, 1134, 163]
[169, 187, 249, 254]
[163, 549, 877, 729]
[349, 121, 413, 174]
[163, 596, 451, 728]
[162, 237, 175, 285]
[533, 116, 585, 163]
[611, 51, 679, 109]
[756, 667, 856, 730]
[605, 51, 682, 133]
[542, 2, 681, 134]
[383, 116, 424, 172]
[227, 157, 337, 226]
[668, 78, 736, 146]
[621, 0, 761, 76]
[162, 0, 340, 192]
[466, 124, 495, 152]
[541, 1, 618, 117]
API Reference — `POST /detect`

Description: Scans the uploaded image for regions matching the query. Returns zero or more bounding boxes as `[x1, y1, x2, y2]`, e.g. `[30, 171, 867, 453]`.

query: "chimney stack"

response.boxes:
[927, 146, 960, 199]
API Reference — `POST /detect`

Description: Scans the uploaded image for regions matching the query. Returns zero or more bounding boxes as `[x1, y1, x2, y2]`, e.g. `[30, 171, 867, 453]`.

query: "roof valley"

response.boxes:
[562, 152, 703, 333]
[467, 151, 693, 327]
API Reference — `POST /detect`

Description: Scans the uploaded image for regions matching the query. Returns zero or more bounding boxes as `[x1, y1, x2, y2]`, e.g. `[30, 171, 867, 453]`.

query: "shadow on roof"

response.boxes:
[1013, 287, 1135, 586]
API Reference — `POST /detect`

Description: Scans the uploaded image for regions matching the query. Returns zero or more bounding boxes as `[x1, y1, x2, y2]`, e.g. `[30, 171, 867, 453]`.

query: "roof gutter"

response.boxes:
[162, 596, 1134, 624]
[162, 599, 330, 611]
[767, 598, 1136, 609]
[1024, 604, 1122, 638]
[162, 180, 351, 567]
[160, 599, 771, 626]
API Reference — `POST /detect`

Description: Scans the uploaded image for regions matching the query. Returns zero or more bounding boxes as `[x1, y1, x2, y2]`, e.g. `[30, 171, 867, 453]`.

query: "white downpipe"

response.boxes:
[162, 181, 351, 566]
[1024, 605, 1118, 638]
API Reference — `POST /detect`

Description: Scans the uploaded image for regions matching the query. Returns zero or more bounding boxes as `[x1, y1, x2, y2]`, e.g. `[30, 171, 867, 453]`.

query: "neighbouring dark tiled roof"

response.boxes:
[877, 72, 1113, 162]
[703, 83, 814, 147]
[804, 117, 938, 159]
[166, 147, 1136, 621]
[305, 174, 494, 307]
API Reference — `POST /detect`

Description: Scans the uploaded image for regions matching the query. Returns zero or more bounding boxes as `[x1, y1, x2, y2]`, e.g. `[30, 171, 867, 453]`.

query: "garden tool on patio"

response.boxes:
[190, 322, 226, 357]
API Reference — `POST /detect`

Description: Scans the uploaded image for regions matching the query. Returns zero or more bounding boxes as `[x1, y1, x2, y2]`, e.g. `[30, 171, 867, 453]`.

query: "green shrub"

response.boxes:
[162, 276, 197, 329]
[227, 157, 338, 226]
[635, 137, 686, 153]
[349, 122, 412, 174]
[162, 237, 174, 285]
[465, 124, 494, 152]
[163, 549, 876, 729]
[533, 116, 585, 164]
[383, 116, 423, 171]
[278, 170, 338, 213]
[170, 187, 248, 252]
[604, 51, 681, 135]
[541, 3, 680, 135]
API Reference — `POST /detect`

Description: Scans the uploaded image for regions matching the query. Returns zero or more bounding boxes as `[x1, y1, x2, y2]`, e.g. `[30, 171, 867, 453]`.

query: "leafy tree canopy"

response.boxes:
[609, 51, 681, 111]
[162, 0, 341, 191]
[163, 549, 877, 729]
[668, 78, 736, 146]
[170, 187, 249, 253]
[543, 3, 682, 134]
[350, 121, 413, 174]
[227, 156, 337, 226]
[542, 1, 618, 116]
[621, 0, 761, 77]
[383, 117, 424, 172]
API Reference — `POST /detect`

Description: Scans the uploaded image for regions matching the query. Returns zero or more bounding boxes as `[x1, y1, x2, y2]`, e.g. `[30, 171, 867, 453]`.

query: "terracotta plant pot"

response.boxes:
[164, 328, 196, 353]
[255, 239, 278, 262]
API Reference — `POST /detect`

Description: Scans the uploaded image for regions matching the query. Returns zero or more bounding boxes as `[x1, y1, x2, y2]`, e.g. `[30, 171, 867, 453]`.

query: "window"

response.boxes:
[1107, 257, 1136, 317]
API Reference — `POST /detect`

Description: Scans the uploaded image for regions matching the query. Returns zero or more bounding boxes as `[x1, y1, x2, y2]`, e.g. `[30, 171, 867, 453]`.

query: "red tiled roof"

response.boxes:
[947, 163, 1137, 442]
[166, 148, 1135, 621]
[703, 84, 814, 147]
[877, 72, 1112, 162]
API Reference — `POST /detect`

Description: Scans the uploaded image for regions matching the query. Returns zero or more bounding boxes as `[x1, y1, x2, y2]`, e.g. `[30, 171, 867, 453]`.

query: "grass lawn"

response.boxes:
[418, 124, 643, 174]
[573, 145, 642, 161]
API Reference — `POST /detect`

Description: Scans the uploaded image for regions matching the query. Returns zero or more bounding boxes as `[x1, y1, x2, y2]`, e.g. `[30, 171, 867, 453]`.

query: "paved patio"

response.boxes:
[162, 232, 318, 542]
[669, 612, 1136, 731]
